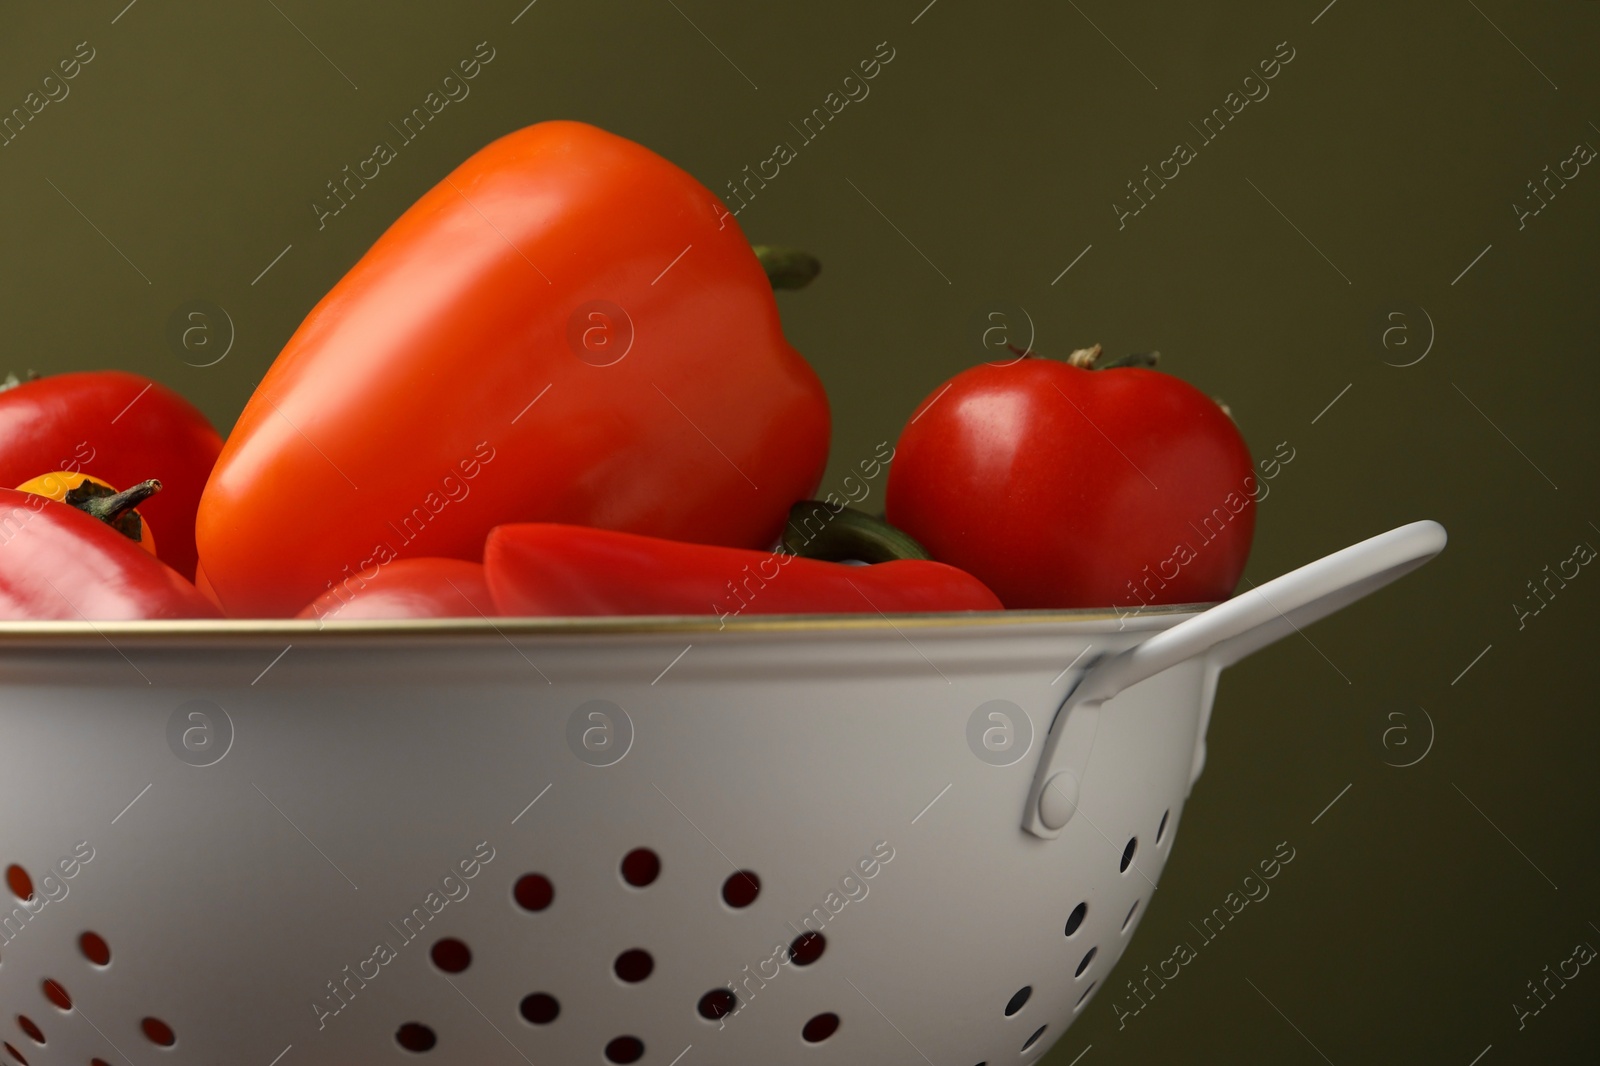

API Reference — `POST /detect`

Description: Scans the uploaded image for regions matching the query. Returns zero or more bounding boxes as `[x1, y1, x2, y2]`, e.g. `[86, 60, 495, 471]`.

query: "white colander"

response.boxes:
[0, 521, 1444, 1066]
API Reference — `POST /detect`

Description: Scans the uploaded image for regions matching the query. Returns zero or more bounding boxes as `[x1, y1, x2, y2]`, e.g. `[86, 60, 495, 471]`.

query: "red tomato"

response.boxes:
[198, 121, 829, 618]
[295, 558, 495, 621]
[885, 356, 1256, 609]
[0, 371, 222, 580]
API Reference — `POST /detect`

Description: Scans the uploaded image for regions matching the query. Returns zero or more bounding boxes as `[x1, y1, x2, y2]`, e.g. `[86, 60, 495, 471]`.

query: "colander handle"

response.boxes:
[1020, 519, 1447, 838]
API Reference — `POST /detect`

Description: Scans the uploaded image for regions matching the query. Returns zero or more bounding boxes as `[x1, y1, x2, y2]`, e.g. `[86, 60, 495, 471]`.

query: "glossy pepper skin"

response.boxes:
[0, 372, 221, 580]
[484, 524, 1004, 619]
[198, 121, 831, 618]
[886, 358, 1255, 609]
[193, 561, 224, 613]
[296, 558, 495, 621]
[0, 489, 220, 620]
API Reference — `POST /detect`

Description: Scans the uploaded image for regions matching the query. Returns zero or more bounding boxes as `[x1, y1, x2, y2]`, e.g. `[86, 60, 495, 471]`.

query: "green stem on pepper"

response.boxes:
[782, 501, 931, 563]
[64, 478, 161, 543]
[753, 245, 822, 290]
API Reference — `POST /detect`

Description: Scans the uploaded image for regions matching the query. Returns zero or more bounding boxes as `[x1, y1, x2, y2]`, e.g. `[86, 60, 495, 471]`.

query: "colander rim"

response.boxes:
[0, 601, 1217, 642]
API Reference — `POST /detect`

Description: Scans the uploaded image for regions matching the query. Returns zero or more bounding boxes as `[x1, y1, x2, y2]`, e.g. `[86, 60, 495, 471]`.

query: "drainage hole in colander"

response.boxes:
[1003, 986, 1031, 1017]
[430, 938, 472, 974]
[40, 981, 70, 1011]
[1156, 809, 1170, 845]
[1075, 946, 1097, 978]
[1075, 981, 1098, 1010]
[1122, 900, 1140, 933]
[13, 1017, 41, 1045]
[140, 1017, 175, 1047]
[604, 1035, 644, 1063]
[4, 866, 31, 902]
[1064, 902, 1087, 937]
[79, 932, 112, 966]
[396, 1022, 436, 1052]
[621, 848, 661, 888]
[614, 948, 654, 983]
[1021, 1024, 1047, 1052]
[514, 873, 555, 912]
[722, 870, 761, 908]
[698, 988, 738, 1020]
[519, 993, 560, 1025]
[801, 1012, 839, 1043]
[1119, 837, 1137, 873]
[788, 931, 826, 966]
[3, 1042, 26, 1065]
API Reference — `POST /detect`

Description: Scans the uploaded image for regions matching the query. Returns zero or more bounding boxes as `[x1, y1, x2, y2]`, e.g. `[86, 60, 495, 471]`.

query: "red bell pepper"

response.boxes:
[484, 524, 1003, 620]
[0, 488, 220, 620]
[198, 120, 830, 618]
[0, 371, 222, 580]
[295, 558, 495, 621]
[193, 561, 224, 613]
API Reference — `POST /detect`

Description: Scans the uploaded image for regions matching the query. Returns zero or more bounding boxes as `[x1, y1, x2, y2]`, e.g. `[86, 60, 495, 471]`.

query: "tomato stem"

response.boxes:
[1065, 345, 1159, 370]
[1099, 350, 1160, 369]
[0, 370, 40, 392]
[1066, 344, 1103, 368]
[753, 245, 821, 290]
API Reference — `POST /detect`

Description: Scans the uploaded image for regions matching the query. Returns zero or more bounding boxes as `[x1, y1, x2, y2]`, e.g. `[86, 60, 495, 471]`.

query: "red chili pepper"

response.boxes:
[198, 121, 830, 618]
[0, 488, 220, 620]
[295, 558, 495, 621]
[0, 371, 222, 580]
[484, 524, 1003, 619]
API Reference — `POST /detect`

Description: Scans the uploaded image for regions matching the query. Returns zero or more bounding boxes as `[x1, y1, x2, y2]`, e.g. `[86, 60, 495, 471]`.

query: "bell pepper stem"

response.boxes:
[753, 245, 822, 290]
[782, 502, 930, 563]
[79, 479, 162, 524]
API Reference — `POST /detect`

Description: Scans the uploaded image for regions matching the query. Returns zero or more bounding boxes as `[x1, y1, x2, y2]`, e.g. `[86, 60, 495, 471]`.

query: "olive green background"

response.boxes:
[3, 0, 1597, 1062]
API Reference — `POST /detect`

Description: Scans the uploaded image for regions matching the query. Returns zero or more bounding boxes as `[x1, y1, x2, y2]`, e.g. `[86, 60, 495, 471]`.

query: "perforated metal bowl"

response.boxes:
[0, 522, 1443, 1065]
